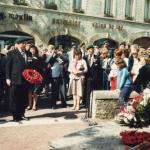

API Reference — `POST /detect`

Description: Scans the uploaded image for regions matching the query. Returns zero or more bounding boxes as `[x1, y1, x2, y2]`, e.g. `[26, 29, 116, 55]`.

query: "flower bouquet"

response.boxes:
[115, 94, 150, 127]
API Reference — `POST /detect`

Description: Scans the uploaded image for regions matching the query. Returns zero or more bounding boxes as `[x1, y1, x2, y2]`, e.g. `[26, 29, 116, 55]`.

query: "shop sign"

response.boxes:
[52, 18, 80, 27]
[92, 22, 123, 31]
[0, 12, 32, 21]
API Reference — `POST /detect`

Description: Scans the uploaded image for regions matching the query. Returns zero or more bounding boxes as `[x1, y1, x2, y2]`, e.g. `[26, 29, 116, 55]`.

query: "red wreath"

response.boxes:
[120, 130, 150, 146]
[22, 69, 43, 84]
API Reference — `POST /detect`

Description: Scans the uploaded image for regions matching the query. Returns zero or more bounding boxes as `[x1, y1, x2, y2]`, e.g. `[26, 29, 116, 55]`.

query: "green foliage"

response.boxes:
[128, 101, 150, 127]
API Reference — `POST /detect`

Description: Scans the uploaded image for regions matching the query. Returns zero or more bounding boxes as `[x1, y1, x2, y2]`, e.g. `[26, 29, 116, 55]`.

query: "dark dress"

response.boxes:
[27, 55, 46, 94]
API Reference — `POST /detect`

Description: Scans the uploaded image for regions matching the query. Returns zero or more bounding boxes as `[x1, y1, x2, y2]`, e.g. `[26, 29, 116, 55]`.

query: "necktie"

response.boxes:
[21, 51, 27, 63]
[89, 55, 92, 67]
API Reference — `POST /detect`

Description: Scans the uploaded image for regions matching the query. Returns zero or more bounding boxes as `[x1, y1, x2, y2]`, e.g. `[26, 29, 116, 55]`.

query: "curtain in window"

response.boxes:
[145, 0, 150, 19]
[105, 0, 112, 14]
[73, 0, 82, 10]
[125, 0, 133, 17]
[14, 0, 25, 4]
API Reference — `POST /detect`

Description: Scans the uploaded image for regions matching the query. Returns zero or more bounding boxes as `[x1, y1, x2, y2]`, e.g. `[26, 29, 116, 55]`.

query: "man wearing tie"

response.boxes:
[6, 37, 32, 121]
[83, 45, 103, 117]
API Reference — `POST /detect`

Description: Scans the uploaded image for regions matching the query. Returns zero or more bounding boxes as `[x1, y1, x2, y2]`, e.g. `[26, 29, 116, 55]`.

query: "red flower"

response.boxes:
[134, 95, 142, 101]
[120, 130, 150, 146]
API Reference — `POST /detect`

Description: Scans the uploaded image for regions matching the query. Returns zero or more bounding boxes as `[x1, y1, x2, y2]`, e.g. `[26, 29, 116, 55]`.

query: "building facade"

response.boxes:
[0, 0, 150, 50]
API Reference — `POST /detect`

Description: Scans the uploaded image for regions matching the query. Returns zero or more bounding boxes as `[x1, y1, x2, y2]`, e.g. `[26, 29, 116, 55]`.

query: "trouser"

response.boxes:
[85, 78, 94, 118]
[119, 86, 132, 104]
[51, 77, 67, 107]
[0, 79, 5, 101]
[102, 71, 110, 90]
[9, 84, 28, 120]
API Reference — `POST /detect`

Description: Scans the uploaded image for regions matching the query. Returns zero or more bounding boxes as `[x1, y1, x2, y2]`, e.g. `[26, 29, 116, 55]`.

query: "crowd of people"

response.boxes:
[0, 37, 150, 122]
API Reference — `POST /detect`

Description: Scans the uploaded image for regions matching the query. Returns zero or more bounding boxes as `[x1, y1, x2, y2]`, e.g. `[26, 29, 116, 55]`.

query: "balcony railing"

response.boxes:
[125, 15, 134, 20]
[104, 13, 113, 18]
[45, 1, 57, 10]
[73, 8, 84, 14]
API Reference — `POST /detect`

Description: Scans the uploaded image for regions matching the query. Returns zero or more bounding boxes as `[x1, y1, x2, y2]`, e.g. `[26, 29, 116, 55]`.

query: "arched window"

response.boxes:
[144, 0, 150, 22]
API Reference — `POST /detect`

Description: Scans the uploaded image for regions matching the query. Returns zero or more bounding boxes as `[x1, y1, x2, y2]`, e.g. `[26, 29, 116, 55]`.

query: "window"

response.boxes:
[125, 0, 134, 20]
[104, 0, 113, 17]
[73, 0, 84, 13]
[45, 0, 57, 10]
[73, 0, 82, 10]
[13, 0, 27, 6]
[144, 0, 150, 22]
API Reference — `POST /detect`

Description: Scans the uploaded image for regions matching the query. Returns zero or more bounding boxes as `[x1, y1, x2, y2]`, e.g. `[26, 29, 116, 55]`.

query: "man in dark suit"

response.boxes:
[6, 37, 32, 121]
[0, 52, 7, 111]
[83, 45, 103, 117]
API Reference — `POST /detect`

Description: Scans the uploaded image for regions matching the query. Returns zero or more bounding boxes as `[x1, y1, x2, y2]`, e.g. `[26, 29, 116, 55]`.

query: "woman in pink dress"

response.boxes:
[68, 51, 88, 110]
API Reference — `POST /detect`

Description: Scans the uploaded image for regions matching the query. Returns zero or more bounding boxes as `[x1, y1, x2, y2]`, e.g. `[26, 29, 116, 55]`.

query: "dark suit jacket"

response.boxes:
[134, 63, 150, 93]
[128, 55, 134, 72]
[0, 53, 6, 81]
[84, 55, 103, 90]
[6, 49, 27, 85]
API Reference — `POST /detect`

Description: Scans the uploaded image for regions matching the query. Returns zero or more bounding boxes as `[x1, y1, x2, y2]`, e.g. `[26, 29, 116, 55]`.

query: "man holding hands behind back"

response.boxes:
[6, 37, 32, 122]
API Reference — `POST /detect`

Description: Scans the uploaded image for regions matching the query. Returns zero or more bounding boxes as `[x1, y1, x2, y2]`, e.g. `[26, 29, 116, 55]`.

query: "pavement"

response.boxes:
[0, 95, 150, 150]
[0, 95, 89, 150]
[50, 121, 150, 150]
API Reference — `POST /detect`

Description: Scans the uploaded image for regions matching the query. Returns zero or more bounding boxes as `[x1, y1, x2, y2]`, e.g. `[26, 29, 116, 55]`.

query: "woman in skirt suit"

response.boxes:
[68, 51, 88, 110]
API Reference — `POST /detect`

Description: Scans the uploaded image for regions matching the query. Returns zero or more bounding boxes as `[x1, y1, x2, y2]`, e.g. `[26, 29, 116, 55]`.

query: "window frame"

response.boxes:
[104, 0, 114, 17]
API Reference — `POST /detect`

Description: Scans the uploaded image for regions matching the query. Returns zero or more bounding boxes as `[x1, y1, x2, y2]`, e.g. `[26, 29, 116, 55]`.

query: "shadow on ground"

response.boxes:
[49, 126, 125, 150]
[28, 110, 85, 120]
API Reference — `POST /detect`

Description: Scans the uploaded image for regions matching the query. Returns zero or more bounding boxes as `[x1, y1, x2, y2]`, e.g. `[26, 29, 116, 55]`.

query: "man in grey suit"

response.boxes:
[48, 47, 68, 109]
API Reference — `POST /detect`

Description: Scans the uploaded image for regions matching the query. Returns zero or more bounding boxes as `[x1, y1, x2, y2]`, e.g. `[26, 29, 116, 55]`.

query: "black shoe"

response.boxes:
[12, 118, 22, 122]
[62, 104, 67, 108]
[62, 104, 69, 108]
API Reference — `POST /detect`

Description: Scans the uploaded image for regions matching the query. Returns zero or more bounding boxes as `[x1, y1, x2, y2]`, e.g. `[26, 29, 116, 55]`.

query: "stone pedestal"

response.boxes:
[91, 90, 138, 119]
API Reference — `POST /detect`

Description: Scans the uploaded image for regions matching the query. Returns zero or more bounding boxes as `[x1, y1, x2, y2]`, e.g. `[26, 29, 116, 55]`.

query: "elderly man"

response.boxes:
[83, 45, 103, 116]
[6, 37, 33, 122]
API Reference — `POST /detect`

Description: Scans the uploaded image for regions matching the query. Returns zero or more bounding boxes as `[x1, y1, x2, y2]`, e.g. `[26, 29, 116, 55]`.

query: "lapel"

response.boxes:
[87, 55, 95, 67]
[85, 55, 90, 68]
[15, 49, 26, 66]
